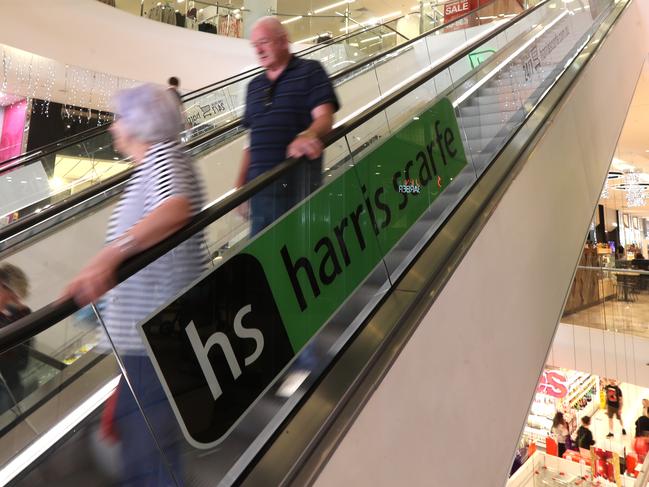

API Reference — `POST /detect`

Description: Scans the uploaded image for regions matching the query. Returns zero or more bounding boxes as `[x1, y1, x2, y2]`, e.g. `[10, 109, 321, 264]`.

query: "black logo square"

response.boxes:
[140, 253, 294, 447]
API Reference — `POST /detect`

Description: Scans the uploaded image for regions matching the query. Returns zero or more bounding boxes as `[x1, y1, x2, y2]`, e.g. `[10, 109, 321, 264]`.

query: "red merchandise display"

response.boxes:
[591, 448, 621, 486]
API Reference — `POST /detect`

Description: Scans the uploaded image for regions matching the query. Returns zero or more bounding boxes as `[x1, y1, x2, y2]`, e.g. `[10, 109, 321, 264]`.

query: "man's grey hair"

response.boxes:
[251, 16, 288, 39]
[112, 84, 183, 143]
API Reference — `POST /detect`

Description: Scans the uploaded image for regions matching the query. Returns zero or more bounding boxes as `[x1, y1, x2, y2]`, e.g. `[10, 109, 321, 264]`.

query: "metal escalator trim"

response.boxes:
[0, 0, 522, 256]
[238, 1, 633, 485]
[0, 0, 499, 176]
[0, 0, 553, 357]
[0, 0, 553, 382]
[0, 375, 120, 487]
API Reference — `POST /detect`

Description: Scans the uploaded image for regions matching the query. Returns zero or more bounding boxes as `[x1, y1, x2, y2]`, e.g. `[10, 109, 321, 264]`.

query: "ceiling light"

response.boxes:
[360, 36, 381, 43]
[314, 0, 355, 14]
[281, 15, 303, 24]
[625, 171, 646, 207]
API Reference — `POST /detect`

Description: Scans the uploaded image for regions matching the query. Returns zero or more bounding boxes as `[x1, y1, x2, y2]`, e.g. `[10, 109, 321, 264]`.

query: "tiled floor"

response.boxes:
[562, 292, 649, 338]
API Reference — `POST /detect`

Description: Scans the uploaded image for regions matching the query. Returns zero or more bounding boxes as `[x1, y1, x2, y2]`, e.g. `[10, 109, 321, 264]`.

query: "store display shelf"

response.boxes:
[567, 375, 596, 407]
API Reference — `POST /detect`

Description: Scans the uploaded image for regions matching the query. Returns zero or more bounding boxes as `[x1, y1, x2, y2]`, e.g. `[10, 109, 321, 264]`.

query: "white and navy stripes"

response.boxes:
[99, 140, 208, 354]
[242, 56, 340, 182]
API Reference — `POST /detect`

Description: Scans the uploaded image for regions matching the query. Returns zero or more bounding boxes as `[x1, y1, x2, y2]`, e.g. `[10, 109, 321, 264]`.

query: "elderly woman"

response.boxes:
[65, 84, 207, 486]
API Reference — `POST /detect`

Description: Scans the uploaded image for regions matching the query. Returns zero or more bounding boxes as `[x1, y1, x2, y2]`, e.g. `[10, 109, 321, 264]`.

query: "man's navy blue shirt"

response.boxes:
[242, 56, 340, 182]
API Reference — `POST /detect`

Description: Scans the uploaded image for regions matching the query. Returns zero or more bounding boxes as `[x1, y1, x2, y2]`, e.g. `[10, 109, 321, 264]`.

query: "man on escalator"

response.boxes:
[0, 263, 31, 415]
[236, 16, 339, 236]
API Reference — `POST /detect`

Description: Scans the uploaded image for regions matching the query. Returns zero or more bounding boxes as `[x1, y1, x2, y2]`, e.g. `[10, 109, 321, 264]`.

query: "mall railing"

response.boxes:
[562, 264, 649, 338]
[0, 0, 629, 483]
[0, 0, 528, 254]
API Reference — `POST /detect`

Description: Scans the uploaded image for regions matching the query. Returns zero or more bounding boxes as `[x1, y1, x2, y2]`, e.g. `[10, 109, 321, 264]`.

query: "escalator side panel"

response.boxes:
[311, 2, 647, 486]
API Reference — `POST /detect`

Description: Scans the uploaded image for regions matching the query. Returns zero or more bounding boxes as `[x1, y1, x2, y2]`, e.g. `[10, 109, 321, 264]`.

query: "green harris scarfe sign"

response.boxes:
[248, 97, 468, 350]
[139, 97, 468, 447]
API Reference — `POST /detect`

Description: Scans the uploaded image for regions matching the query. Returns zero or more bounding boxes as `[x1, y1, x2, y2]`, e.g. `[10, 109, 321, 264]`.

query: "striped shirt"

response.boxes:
[98, 140, 208, 354]
[242, 56, 340, 182]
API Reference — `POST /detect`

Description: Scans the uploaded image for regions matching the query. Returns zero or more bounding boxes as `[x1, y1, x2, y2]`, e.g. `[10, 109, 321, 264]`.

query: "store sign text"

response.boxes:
[444, 0, 471, 16]
[537, 370, 568, 398]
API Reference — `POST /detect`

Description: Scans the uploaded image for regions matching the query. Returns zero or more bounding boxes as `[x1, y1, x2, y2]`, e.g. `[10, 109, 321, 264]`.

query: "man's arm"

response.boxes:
[286, 103, 335, 160]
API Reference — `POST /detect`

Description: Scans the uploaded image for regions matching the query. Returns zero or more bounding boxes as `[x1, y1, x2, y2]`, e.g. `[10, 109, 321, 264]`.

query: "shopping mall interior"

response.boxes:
[1, 0, 649, 486]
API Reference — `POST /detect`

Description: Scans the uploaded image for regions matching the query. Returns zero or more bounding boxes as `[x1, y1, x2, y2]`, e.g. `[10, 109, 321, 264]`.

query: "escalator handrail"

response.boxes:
[0, 20, 397, 176]
[0, 14, 416, 174]
[0, 0, 500, 176]
[181, 14, 413, 101]
[0, 0, 510, 249]
[0, 0, 550, 355]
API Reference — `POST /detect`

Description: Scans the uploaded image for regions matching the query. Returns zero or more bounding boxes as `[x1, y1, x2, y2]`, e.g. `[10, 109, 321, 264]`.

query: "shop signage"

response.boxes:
[521, 22, 570, 82]
[444, 0, 472, 21]
[442, 0, 480, 32]
[537, 370, 568, 398]
[184, 98, 229, 128]
[139, 97, 468, 448]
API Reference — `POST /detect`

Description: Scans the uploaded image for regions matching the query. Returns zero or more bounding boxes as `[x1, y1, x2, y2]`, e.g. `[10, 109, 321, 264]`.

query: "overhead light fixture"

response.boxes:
[360, 36, 381, 43]
[624, 171, 646, 208]
[314, 0, 355, 14]
[281, 15, 303, 24]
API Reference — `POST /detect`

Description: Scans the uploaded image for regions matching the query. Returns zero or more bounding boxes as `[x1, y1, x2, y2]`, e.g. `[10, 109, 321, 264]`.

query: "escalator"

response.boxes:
[0, 0, 532, 312]
[0, 0, 643, 485]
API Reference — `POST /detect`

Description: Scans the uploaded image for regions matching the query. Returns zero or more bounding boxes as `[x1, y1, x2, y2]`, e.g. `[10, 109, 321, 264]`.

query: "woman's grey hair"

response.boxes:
[112, 84, 183, 143]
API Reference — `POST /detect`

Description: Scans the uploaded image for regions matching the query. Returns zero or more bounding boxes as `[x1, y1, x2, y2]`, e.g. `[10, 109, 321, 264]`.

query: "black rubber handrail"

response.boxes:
[0, 0, 507, 246]
[0, 14, 413, 172]
[0, 0, 549, 355]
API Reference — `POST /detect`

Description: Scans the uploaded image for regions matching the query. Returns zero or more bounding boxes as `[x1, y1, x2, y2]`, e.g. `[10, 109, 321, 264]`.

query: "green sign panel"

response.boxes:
[140, 97, 468, 446]
[468, 48, 496, 69]
[248, 97, 468, 349]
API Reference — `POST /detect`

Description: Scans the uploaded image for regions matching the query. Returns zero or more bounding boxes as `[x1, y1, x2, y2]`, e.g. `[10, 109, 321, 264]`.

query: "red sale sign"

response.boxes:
[537, 370, 568, 398]
[443, 0, 473, 22]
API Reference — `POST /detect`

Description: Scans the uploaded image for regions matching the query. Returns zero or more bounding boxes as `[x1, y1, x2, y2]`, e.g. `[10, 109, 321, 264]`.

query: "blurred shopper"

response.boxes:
[604, 379, 626, 437]
[635, 399, 649, 463]
[65, 84, 207, 486]
[0, 263, 31, 414]
[167, 76, 182, 104]
[551, 411, 570, 457]
[577, 415, 595, 455]
[635, 399, 649, 437]
[236, 16, 339, 235]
